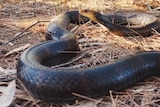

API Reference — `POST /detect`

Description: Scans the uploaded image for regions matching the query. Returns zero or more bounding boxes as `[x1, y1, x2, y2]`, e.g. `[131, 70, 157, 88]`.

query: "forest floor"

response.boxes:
[0, 0, 160, 107]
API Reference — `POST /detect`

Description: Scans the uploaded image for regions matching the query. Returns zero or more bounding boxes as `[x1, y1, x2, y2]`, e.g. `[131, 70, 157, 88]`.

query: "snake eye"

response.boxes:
[84, 9, 88, 13]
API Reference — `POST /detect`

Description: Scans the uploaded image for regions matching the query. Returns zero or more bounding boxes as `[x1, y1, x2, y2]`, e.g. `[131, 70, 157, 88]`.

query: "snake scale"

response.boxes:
[17, 10, 160, 103]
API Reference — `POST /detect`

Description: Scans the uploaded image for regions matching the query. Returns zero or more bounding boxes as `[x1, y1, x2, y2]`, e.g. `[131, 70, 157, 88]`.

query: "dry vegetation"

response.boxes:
[0, 0, 160, 107]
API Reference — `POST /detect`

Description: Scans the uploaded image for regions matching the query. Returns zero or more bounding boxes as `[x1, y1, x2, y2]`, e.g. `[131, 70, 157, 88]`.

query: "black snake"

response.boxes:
[17, 10, 160, 103]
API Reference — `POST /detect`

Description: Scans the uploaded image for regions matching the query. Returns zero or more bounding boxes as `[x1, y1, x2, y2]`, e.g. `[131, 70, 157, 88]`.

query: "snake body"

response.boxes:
[17, 10, 160, 103]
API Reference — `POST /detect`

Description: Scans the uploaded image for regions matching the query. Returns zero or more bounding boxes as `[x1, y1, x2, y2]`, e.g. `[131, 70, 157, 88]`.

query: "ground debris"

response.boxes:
[0, 0, 160, 107]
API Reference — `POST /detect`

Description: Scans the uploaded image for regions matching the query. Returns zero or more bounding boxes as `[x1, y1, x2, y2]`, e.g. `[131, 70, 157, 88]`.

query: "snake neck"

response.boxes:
[65, 11, 90, 24]
[46, 11, 90, 40]
[95, 13, 115, 29]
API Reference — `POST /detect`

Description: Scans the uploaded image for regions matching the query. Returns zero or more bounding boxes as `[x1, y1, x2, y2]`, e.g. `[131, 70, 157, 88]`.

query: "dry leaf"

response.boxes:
[0, 80, 16, 107]
[0, 3, 2, 11]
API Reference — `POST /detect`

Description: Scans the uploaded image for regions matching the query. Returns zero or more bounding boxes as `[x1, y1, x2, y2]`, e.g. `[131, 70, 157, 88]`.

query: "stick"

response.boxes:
[4, 44, 30, 57]
[72, 93, 107, 105]
[51, 51, 89, 68]
[2, 20, 50, 46]
[151, 28, 160, 36]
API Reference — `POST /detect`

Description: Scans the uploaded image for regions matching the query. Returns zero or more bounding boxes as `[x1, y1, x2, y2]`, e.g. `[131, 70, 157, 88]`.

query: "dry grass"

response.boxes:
[0, 0, 160, 107]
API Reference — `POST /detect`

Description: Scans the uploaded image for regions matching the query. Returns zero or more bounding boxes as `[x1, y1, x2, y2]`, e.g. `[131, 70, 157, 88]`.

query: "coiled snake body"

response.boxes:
[17, 10, 160, 103]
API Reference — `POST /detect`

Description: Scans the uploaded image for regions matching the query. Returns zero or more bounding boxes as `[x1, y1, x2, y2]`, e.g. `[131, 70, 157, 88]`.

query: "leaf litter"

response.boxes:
[0, 0, 160, 107]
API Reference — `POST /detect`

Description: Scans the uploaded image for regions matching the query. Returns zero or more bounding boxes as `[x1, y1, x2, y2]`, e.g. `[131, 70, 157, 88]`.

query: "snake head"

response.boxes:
[79, 9, 100, 23]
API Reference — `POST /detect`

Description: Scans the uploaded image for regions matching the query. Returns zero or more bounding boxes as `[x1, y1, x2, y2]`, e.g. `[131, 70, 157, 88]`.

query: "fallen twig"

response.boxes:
[151, 28, 160, 36]
[2, 20, 50, 46]
[72, 93, 107, 105]
[51, 51, 89, 68]
[4, 44, 30, 57]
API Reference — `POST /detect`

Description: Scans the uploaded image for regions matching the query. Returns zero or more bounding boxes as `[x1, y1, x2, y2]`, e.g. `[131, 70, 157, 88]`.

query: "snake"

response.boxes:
[17, 10, 160, 103]
[79, 10, 160, 36]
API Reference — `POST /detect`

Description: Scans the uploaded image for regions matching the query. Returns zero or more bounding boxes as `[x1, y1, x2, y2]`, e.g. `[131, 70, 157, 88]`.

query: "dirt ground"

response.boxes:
[0, 0, 160, 107]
